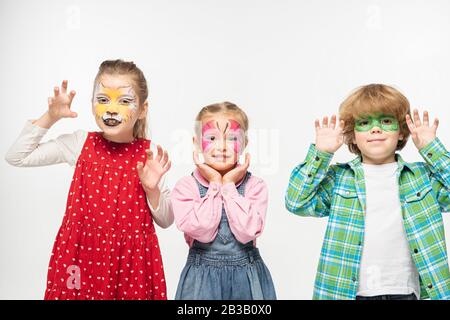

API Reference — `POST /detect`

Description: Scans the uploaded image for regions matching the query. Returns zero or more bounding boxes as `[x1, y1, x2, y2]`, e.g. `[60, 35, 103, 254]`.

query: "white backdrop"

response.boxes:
[1, 0, 449, 299]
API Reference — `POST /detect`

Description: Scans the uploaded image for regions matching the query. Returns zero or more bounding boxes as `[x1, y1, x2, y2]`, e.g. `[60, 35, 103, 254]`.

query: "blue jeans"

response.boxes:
[356, 293, 417, 300]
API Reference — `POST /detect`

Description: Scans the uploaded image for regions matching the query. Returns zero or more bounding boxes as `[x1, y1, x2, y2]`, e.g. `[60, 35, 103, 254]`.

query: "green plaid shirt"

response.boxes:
[285, 138, 450, 300]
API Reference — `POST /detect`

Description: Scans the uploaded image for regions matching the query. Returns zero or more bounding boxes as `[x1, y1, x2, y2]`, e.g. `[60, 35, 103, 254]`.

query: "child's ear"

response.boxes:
[193, 135, 197, 145]
[138, 101, 149, 119]
[193, 135, 201, 151]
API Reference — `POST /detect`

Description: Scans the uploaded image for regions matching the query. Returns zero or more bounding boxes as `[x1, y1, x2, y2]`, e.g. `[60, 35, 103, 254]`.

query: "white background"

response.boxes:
[1, 0, 449, 299]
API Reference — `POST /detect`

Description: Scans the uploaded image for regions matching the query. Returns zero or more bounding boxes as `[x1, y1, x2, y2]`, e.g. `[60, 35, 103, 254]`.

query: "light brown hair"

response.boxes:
[195, 101, 249, 147]
[339, 84, 411, 155]
[93, 59, 148, 139]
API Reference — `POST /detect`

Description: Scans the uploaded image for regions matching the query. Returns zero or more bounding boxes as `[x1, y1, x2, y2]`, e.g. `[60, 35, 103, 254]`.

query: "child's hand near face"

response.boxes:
[137, 145, 171, 191]
[193, 150, 223, 184]
[406, 109, 439, 150]
[315, 115, 345, 153]
[137, 145, 171, 210]
[222, 153, 250, 185]
[33, 80, 77, 129]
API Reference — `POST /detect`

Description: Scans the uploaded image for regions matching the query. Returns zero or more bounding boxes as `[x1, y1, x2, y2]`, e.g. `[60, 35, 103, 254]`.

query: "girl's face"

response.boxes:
[92, 74, 147, 142]
[353, 113, 404, 164]
[197, 113, 245, 173]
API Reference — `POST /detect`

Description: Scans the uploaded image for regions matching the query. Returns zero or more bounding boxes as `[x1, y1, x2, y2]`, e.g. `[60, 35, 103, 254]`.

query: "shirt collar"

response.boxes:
[338, 153, 414, 174]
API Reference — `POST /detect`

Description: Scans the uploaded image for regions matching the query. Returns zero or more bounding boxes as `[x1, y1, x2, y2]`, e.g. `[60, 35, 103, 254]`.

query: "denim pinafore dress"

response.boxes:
[175, 172, 276, 300]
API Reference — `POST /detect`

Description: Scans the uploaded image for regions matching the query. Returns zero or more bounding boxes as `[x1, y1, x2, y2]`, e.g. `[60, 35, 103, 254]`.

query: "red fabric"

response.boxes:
[44, 132, 167, 300]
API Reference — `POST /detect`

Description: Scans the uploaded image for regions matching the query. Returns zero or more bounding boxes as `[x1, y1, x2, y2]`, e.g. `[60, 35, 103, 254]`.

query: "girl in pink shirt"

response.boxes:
[171, 101, 276, 300]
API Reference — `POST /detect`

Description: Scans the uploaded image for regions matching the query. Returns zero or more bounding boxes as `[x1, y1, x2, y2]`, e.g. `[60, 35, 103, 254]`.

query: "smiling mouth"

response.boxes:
[102, 114, 122, 127]
[368, 139, 386, 143]
[212, 154, 231, 161]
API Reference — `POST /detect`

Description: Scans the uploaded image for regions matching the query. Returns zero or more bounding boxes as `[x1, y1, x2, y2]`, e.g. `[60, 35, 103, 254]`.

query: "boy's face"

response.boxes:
[196, 114, 245, 173]
[353, 113, 404, 163]
[92, 74, 147, 140]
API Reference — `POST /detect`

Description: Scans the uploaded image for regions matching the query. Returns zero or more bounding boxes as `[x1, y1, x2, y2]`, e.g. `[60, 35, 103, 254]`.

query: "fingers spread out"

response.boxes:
[330, 115, 337, 129]
[146, 148, 154, 161]
[164, 160, 172, 173]
[161, 150, 169, 167]
[155, 145, 163, 162]
[315, 115, 342, 131]
[62, 80, 68, 93]
[314, 119, 320, 131]
[136, 161, 144, 177]
[405, 114, 415, 132]
[432, 118, 439, 130]
[69, 90, 76, 103]
[423, 111, 429, 126]
[413, 109, 422, 127]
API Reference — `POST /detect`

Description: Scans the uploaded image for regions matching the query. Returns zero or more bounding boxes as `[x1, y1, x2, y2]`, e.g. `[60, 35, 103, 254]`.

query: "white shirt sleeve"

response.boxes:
[4, 120, 87, 167]
[148, 174, 174, 229]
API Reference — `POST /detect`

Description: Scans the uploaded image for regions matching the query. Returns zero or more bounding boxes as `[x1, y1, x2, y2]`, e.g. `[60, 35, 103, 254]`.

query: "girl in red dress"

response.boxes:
[6, 60, 173, 300]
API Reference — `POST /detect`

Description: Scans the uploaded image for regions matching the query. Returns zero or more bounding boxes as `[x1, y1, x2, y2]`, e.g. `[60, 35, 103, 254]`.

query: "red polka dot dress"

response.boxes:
[44, 132, 167, 300]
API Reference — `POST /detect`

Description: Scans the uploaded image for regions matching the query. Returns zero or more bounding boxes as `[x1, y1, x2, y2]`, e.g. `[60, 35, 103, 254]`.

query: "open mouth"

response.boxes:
[102, 114, 123, 127]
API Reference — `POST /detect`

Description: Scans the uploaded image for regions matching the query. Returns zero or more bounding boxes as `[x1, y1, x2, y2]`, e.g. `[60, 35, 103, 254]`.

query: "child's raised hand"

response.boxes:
[193, 150, 222, 184]
[47, 80, 77, 121]
[406, 109, 439, 150]
[137, 145, 171, 191]
[222, 153, 250, 185]
[315, 115, 345, 153]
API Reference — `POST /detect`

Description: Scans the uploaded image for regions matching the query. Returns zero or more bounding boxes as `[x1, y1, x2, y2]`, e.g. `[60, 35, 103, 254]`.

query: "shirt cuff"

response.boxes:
[148, 196, 161, 212]
[26, 119, 48, 136]
[206, 182, 222, 196]
[221, 182, 239, 198]
[419, 137, 448, 171]
[307, 144, 335, 164]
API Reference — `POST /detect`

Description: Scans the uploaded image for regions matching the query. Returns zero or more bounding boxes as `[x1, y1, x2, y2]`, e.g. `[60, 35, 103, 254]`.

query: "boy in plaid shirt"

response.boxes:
[286, 84, 449, 300]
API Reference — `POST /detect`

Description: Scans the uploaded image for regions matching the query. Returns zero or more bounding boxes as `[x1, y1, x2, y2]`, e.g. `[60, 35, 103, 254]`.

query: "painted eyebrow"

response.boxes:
[222, 121, 229, 134]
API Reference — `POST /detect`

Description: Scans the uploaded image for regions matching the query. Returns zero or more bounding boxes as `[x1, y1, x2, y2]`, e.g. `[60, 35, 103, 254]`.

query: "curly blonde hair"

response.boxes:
[339, 84, 411, 155]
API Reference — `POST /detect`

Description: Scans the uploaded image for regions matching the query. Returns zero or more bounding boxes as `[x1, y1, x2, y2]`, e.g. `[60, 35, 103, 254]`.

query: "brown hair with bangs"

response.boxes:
[339, 84, 411, 155]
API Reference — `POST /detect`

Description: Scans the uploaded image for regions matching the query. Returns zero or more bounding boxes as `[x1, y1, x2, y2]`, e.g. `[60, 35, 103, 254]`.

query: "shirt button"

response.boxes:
[414, 248, 418, 254]
[315, 156, 320, 161]
[416, 192, 421, 197]
[427, 152, 433, 158]
[307, 174, 312, 178]
[358, 241, 362, 246]
[428, 284, 433, 289]
[352, 276, 357, 282]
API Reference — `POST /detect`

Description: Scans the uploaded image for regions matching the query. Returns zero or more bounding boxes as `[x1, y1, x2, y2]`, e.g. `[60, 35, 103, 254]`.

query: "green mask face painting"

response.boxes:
[354, 114, 399, 132]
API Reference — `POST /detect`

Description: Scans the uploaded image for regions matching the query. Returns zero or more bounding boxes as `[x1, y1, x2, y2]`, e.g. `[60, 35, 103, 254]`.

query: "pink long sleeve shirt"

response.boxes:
[171, 168, 268, 247]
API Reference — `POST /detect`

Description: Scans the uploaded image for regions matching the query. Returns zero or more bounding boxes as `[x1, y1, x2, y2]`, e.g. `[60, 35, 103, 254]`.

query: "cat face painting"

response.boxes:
[92, 74, 144, 140]
[93, 82, 138, 127]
